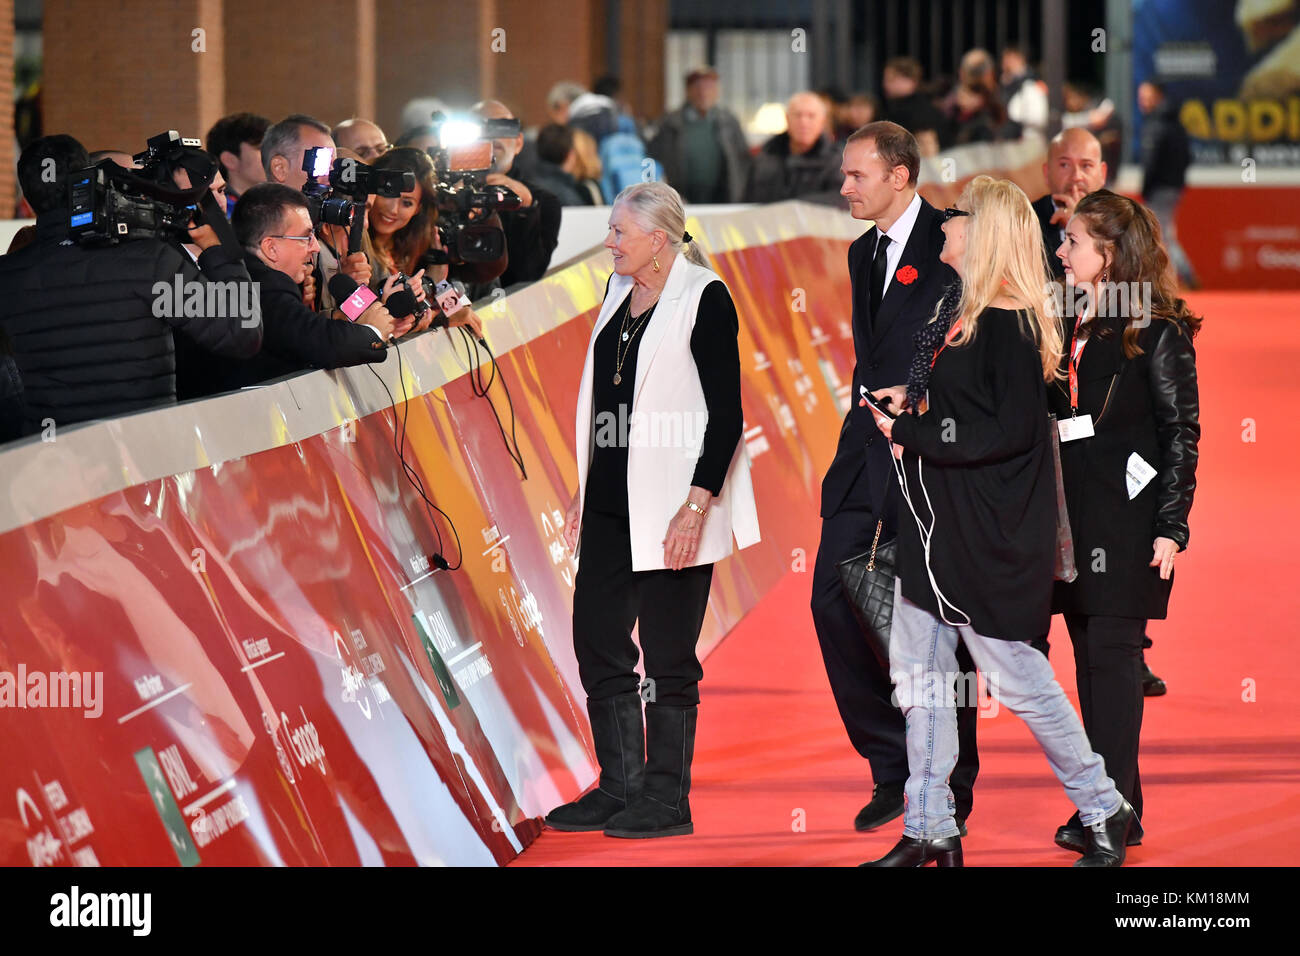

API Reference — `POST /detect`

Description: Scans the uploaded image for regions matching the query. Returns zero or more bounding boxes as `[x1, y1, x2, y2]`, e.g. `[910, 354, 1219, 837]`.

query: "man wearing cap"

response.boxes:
[649, 66, 751, 204]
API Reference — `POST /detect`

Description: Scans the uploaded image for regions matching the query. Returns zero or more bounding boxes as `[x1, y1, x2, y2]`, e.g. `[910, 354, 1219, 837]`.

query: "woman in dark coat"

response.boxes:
[861, 176, 1137, 867]
[1048, 189, 1201, 854]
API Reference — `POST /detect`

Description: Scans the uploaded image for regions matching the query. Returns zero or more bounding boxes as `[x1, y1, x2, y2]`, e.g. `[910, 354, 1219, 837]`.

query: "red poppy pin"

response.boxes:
[896, 265, 919, 285]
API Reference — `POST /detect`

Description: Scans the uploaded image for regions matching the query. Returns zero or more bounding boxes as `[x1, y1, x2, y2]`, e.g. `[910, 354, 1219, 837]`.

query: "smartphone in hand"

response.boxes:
[859, 385, 897, 420]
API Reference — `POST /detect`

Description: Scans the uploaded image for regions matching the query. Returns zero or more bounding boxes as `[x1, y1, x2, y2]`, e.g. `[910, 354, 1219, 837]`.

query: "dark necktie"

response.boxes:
[869, 232, 891, 317]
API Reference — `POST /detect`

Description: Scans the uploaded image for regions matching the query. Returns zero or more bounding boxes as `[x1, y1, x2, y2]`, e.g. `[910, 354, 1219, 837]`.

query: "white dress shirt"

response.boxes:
[873, 190, 923, 302]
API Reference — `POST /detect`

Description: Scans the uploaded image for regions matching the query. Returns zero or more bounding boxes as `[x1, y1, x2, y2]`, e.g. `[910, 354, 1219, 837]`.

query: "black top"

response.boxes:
[890, 307, 1056, 641]
[584, 279, 743, 516]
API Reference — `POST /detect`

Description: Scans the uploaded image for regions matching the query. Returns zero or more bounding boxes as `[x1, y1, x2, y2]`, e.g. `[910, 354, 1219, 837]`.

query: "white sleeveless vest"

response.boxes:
[575, 254, 761, 571]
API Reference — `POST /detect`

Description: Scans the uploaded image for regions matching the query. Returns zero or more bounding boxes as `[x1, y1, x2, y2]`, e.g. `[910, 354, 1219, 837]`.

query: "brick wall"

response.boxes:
[374, 0, 490, 138]
[43, 0, 224, 153]
[223, 0, 375, 127]
[35, 0, 669, 195]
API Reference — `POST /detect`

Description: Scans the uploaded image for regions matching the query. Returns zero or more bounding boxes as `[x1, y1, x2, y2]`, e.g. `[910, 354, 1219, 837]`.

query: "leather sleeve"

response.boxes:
[1148, 320, 1200, 549]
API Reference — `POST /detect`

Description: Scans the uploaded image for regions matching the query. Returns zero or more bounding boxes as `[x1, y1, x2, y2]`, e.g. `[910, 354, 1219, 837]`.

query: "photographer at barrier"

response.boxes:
[369, 147, 492, 338]
[0, 134, 262, 438]
[304, 145, 420, 318]
[206, 112, 269, 215]
[176, 183, 396, 400]
[313, 146, 377, 313]
[472, 100, 562, 287]
[261, 114, 337, 311]
[173, 165, 230, 263]
[262, 114, 336, 190]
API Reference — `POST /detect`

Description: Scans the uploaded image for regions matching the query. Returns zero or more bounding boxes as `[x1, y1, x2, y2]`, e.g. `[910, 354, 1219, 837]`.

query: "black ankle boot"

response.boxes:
[1056, 809, 1144, 853]
[1075, 800, 1139, 867]
[860, 835, 964, 867]
[604, 703, 696, 838]
[545, 693, 644, 831]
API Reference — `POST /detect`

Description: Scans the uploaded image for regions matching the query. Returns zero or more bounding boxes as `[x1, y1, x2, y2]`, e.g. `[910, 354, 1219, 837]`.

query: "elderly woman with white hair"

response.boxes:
[545, 182, 760, 839]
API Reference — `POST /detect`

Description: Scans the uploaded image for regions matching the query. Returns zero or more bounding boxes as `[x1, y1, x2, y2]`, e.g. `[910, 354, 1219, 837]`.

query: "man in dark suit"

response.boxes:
[177, 183, 397, 400]
[812, 121, 980, 833]
[1032, 127, 1108, 280]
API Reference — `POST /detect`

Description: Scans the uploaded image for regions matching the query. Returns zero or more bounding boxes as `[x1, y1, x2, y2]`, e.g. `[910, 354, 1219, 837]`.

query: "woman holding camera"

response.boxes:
[368, 148, 505, 338]
[1047, 190, 1200, 855]
[544, 181, 760, 838]
[312, 146, 412, 323]
[863, 176, 1136, 867]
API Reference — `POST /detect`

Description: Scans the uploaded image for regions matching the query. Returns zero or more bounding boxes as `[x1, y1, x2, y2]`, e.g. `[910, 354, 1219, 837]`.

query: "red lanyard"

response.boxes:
[930, 317, 963, 370]
[1068, 314, 1089, 411]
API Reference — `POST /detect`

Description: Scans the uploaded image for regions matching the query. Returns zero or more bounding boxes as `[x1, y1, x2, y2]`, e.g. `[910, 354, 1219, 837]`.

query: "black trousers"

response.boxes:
[1065, 613, 1146, 817]
[572, 509, 713, 708]
[812, 506, 980, 815]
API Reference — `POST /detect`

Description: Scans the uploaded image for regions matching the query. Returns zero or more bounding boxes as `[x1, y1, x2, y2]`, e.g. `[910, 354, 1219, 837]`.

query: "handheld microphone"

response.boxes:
[390, 273, 439, 328]
[385, 287, 419, 320]
[327, 273, 379, 323]
[433, 278, 482, 344]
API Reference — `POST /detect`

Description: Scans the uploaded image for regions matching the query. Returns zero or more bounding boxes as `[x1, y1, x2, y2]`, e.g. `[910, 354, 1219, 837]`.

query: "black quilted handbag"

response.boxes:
[835, 519, 896, 670]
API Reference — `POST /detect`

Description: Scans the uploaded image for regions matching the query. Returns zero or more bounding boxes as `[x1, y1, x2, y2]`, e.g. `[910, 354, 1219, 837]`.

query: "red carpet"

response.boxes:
[512, 291, 1300, 867]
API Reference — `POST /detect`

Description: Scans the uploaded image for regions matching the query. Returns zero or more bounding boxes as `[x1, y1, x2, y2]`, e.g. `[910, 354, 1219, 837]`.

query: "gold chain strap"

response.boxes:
[865, 519, 883, 572]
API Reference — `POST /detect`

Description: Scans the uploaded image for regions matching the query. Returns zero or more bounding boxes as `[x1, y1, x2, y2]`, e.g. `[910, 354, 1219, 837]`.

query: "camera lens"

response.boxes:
[320, 197, 355, 228]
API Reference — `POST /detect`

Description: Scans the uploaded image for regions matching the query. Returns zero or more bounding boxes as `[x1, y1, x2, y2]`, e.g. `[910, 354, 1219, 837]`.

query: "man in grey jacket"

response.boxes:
[649, 66, 751, 204]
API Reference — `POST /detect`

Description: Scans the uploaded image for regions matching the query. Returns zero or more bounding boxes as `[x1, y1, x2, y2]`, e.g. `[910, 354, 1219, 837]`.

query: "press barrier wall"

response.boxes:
[0, 201, 867, 867]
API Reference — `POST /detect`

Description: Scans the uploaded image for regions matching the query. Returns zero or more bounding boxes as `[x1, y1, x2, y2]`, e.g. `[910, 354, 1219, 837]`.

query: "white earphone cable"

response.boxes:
[888, 394, 972, 628]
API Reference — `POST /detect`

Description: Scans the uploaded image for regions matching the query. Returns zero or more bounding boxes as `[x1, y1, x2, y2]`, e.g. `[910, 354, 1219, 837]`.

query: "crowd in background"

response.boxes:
[0, 39, 1196, 444]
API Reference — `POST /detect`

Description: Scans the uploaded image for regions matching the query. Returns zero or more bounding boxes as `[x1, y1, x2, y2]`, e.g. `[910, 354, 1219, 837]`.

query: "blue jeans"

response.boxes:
[889, 578, 1122, 840]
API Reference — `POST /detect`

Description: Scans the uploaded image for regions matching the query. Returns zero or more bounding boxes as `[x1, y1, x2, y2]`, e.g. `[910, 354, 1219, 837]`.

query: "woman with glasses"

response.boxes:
[861, 177, 1137, 867]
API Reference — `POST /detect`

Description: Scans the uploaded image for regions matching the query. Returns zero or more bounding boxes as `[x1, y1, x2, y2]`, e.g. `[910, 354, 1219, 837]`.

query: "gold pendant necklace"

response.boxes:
[613, 292, 658, 385]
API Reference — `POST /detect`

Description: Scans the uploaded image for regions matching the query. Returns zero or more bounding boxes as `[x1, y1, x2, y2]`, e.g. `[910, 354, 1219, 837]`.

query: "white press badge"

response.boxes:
[1058, 413, 1095, 443]
[1126, 452, 1157, 499]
